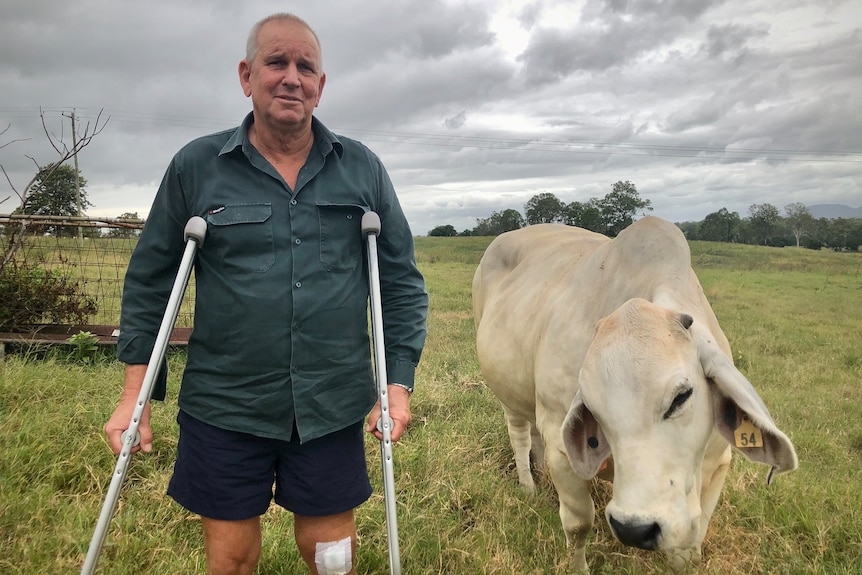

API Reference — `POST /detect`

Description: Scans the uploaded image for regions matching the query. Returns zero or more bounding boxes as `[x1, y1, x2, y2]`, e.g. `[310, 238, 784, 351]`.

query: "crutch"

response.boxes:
[362, 211, 401, 575]
[81, 216, 207, 575]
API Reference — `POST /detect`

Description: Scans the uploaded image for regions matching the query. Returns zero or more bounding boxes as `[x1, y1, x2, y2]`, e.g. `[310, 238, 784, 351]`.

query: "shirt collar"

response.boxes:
[219, 113, 344, 159]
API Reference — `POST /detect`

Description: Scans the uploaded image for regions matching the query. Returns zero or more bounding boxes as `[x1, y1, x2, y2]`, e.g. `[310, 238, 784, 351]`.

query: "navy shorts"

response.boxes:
[167, 411, 373, 520]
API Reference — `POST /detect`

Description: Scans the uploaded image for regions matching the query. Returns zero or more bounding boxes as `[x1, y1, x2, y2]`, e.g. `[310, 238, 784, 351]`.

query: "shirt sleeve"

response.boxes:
[371, 156, 429, 391]
[116, 155, 192, 398]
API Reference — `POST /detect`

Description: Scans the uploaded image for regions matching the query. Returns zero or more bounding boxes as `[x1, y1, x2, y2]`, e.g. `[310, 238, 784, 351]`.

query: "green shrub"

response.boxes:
[0, 258, 98, 329]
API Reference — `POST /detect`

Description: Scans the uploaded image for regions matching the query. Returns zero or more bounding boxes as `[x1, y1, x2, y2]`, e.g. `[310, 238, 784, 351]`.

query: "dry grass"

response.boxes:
[0, 237, 860, 573]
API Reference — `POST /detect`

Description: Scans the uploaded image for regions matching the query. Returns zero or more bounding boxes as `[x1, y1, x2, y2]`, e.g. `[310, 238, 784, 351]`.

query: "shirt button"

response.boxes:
[290, 199, 298, 206]
[295, 238, 301, 245]
[295, 281, 302, 288]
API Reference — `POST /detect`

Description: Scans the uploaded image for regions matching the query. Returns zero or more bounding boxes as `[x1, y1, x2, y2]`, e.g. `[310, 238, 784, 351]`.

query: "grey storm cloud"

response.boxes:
[1, 0, 860, 236]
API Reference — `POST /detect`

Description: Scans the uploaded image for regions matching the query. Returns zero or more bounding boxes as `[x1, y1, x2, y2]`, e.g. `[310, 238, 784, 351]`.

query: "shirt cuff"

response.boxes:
[386, 358, 416, 391]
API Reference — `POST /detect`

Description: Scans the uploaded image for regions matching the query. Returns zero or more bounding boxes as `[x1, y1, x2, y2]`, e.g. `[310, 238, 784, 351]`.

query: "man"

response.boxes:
[104, 13, 428, 575]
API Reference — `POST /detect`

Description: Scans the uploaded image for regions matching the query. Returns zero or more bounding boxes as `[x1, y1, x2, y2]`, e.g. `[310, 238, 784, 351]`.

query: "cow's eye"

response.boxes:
[664, 387, 693, 419]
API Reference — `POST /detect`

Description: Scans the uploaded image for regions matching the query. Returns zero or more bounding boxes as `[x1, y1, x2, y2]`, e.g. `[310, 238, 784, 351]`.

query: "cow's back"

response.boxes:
[472, 224, 608, 415]
[472, 224, 607, 325]
[472, 217, 729, 416]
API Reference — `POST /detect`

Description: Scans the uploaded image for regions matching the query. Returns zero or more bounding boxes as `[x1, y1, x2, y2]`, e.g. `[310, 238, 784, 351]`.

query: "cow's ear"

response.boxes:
[697, 329, 798, 484]
[562, 391, 611, 479]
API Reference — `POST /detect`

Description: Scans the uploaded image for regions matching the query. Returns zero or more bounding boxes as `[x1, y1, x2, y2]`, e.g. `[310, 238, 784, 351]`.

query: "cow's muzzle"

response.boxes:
[608, 514, 661, 550]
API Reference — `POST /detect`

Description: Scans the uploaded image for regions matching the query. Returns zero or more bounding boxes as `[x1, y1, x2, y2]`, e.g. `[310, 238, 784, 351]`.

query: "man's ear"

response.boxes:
[562, 390, 611, 479]
[238, 60, 252, 97]
[315, 73, 326, 107]
[697, 327, 798, 484]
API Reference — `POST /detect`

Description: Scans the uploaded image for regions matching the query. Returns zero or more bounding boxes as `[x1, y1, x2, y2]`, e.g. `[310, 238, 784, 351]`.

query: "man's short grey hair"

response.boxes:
[245, 13, 323, 70]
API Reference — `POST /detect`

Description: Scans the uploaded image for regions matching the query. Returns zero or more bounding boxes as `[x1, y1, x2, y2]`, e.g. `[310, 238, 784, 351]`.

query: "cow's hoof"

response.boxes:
[562, 546, 589, 574]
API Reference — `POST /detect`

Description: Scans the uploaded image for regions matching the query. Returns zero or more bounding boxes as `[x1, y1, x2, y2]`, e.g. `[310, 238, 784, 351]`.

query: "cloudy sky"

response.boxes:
[2, 0, 860, 235]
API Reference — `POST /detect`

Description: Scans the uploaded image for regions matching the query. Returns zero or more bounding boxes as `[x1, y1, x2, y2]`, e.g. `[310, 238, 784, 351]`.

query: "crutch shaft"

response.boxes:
[81, 216, 206, 575]
[362, 211, 401, 575]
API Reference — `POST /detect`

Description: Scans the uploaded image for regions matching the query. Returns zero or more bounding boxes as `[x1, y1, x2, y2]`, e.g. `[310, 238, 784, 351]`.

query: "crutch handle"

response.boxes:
[120, 430, 140, 447]
[361, 211, 381, 236]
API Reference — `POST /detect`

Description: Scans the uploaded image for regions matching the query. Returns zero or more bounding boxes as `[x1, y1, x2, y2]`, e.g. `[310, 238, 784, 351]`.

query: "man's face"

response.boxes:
[239, 19, 325, 134]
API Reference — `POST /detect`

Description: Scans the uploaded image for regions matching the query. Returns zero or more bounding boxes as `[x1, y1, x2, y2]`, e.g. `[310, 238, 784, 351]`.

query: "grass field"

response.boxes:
[1, 235, 861, 574]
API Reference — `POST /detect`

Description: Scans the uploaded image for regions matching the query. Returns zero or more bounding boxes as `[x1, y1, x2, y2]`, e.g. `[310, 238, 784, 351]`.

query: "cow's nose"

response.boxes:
[608, 514, 661, 550]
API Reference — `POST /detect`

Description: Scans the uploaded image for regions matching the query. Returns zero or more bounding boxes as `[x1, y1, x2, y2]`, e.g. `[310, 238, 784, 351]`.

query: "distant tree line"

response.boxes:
[676, 202, 862, 251]
[428, 184, 861, 252]
[429, 180, 652, 238]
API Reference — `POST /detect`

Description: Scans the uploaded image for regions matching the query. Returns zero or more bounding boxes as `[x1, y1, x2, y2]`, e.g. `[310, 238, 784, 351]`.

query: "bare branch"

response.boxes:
[0, 137, 30, 151]
[0, 122, 30, 152]
[0, 108, 110, 273]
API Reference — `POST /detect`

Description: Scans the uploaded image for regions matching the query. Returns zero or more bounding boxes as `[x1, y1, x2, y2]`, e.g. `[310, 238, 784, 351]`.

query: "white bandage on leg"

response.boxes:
[314, 536, 353, 575]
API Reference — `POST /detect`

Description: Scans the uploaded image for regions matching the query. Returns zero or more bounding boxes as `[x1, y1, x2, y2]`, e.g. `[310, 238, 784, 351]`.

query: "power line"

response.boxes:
[3, 106, 860, 163]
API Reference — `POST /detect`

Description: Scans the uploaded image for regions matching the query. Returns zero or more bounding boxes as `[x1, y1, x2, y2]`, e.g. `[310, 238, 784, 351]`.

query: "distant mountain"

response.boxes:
[808, 204, 862, 219]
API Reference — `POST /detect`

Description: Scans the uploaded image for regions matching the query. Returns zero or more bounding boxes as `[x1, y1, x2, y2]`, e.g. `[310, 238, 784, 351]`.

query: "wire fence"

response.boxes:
[1, 214, 196, 331]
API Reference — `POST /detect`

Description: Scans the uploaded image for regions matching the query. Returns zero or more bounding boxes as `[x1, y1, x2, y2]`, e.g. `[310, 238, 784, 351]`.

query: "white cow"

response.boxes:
[472, 217, 797, 573]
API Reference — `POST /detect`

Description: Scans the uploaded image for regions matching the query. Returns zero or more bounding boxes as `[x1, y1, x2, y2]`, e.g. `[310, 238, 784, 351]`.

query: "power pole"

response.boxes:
[62, 109, 84, 241]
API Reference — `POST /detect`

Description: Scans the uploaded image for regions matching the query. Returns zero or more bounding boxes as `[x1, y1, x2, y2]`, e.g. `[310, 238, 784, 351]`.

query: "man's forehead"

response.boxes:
[257, 20, 320, 56]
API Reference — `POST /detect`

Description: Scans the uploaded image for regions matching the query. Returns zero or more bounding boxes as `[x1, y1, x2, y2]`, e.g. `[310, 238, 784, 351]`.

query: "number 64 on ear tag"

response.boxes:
[734, 415, 763, 448]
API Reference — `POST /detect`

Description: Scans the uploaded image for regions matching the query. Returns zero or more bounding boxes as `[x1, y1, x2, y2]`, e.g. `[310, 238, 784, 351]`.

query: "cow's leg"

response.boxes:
[698, 446, 731, 544]
[531, 424, 547, 476]
[503, 409, 536, 491]
[547, 447, 594, 573]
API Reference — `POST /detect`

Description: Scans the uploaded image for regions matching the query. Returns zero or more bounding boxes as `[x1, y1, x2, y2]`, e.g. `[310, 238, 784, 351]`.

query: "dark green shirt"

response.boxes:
[117, 114, 428, 442]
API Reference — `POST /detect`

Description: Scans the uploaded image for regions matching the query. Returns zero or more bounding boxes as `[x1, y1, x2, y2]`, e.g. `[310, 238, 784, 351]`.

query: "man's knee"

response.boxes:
[314, 537, 353, 575]
[202, 516, 262, 575]
[294, 511, 357, 574]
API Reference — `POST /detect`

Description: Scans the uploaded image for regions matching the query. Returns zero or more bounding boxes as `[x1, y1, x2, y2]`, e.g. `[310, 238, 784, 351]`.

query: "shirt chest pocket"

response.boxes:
[317, 204, 365, 272]
[205, 203, 275, 274]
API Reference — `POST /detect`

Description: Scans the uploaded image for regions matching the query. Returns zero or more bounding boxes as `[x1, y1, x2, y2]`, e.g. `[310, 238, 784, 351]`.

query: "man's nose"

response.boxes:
[281, 64, 301, 86]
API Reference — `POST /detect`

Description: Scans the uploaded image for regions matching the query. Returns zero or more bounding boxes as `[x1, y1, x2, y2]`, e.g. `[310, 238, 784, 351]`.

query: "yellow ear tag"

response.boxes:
[734, 415, 763, 448]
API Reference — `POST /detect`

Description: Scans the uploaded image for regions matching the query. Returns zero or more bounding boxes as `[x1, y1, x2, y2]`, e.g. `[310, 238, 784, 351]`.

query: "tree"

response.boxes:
[428, 224, 457, 237]
[473, 209, 525, 236]
[747, 203, 781, 245]
[524, 192, 565, 225]
[563, 199, 604, 233]
[106, 211, 143, 238]
[675, 220, 701, 240]
[1, 108, 108, 270]
[18, 163, 91, 232]
[597, 180, 652, 236]
[784, 202, 815, 247]
[700, 208, 741, 242]
[828, 218, 862, 251]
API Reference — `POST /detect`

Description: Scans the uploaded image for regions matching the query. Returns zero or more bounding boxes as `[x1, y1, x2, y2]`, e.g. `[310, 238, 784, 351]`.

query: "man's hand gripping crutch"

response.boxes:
[362, 211, 405, 575]
[81, 216, 207, 575]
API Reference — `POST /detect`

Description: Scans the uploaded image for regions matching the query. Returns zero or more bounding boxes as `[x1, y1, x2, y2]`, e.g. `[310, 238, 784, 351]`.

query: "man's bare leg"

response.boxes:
[201, 516, 262, 575]
[294, 510, 357, 575]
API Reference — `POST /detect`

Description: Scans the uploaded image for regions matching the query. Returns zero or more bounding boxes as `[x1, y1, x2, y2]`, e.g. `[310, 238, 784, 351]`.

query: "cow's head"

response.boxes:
[561, 298, 797, 552]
